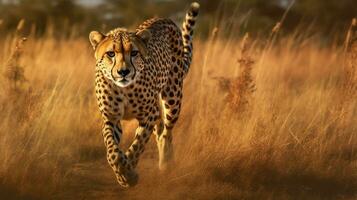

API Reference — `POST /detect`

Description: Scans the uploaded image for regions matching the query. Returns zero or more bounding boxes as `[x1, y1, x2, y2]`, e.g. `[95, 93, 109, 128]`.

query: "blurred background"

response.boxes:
[0, 0, 356, 39]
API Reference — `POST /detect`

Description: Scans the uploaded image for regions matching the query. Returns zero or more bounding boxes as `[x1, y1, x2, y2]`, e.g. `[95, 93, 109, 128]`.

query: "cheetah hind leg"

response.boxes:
[154, 95, 178, 171]
[154, 119, 174, 171]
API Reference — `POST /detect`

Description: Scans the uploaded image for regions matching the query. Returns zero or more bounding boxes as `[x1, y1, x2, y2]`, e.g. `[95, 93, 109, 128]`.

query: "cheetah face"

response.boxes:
[89, 30, 151, 88]
[93, 42, 141, 88]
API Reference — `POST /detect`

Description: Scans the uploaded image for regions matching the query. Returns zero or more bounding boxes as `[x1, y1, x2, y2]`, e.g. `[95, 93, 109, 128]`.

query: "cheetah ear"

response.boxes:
[131, 30, 152, 59]
[89, 31, 105, 50]
[136, 29, 151, 44]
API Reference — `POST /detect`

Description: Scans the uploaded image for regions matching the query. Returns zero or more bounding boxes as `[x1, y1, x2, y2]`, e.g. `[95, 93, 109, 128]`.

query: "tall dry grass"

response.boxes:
[0, 19, 356, 200]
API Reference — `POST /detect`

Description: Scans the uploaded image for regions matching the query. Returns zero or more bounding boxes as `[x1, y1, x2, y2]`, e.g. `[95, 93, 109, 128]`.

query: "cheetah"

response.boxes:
[89, 2, 200, 187]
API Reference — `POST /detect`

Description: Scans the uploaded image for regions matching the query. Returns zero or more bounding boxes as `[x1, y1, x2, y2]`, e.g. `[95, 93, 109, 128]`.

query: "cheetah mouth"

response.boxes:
[119, 78, 129, 83]
[113, 77, 134, 87]
[117, 76, 132, 82]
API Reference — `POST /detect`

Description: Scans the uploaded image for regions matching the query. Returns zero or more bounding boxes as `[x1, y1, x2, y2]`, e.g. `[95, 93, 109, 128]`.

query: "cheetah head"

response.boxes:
[89, 28, 151, 87]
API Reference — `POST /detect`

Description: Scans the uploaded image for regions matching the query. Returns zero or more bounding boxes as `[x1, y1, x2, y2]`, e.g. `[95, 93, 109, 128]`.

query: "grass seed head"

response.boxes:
[3, 37, 28, 94]
[226, 33, 256, 114]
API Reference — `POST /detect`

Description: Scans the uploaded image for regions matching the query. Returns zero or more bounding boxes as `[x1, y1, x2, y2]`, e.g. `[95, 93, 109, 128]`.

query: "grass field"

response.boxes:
[0, 20, 356, 199]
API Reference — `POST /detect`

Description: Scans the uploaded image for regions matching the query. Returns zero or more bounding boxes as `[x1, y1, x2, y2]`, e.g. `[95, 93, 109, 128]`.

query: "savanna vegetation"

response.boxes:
[0, 0, 356, 199]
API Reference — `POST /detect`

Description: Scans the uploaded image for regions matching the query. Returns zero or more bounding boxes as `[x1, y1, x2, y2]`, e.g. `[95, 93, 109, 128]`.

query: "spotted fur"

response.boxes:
[89, 2, 199, 187]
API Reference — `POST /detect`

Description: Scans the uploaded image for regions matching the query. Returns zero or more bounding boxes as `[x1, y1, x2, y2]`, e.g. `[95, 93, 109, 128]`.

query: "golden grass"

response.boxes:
[226, 33, 256, 113]
[0, 23, 356, 200]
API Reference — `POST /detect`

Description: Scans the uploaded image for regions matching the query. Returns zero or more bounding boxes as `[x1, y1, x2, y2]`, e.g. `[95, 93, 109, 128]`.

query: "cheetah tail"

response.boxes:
[181, 2, 200, 76]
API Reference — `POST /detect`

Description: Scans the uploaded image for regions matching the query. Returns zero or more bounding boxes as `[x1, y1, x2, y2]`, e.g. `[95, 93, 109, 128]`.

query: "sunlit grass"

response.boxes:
[0, 22, 356, 199]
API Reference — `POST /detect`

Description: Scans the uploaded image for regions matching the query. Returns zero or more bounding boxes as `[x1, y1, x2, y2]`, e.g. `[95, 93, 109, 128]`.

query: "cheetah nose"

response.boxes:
[118, 69, 130, 77]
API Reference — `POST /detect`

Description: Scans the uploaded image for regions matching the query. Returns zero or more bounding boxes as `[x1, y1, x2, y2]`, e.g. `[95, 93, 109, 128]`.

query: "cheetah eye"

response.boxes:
[106, 51, 115, 58]
[130, 50, 139, 57]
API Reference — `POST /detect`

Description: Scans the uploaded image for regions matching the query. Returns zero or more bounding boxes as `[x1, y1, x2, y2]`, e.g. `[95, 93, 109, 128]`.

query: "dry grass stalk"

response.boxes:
[16, 19, 25, 33]
[342, 18, 357, 99]
[271, 22, 281, 38]
[3, 37, 28, 94]
[13, 19, 26, 44]
[226, 33, 256, 113]
[3, 19, 28, 92]
[333, 18, 357, 129]
[211, 27, 218, 40]
[267, 0, 294, 48]
[259, 2, 294, 70]
[344, 18, 356, 52]
[258, 21, 283, 72]
[267, 20, 283, 50]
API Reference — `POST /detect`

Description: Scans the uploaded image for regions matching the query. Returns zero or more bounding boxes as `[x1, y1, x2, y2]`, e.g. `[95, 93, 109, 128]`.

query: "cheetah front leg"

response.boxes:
[125, 120, 156, 170]
[101, 119, 139, 187]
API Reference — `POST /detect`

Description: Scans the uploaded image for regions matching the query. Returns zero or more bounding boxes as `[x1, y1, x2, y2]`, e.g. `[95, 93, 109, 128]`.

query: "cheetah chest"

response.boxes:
[121, 87, 158, 121]
[95, 75, 159, 121]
